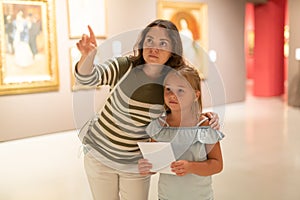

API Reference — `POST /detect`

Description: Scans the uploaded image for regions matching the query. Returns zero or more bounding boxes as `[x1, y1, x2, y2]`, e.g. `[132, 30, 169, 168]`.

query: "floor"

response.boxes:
[1, 93, 300, 200]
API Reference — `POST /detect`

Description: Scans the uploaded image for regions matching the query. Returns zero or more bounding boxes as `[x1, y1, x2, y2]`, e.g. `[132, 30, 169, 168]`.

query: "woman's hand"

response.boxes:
[76, 25, 98, 75]
[138, 159, 155, 175]
[202, 112, 220, 130]
[76, 25, 97, 57]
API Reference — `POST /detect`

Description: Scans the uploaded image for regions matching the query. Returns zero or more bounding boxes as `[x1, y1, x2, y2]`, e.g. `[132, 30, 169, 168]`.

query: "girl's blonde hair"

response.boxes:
[164, 64, 203, 114]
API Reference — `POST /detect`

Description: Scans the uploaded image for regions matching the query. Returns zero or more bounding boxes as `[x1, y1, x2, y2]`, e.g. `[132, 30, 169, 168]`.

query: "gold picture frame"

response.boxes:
[0, 0, 59, 96]
[67, 0, 106, 39]
[157, 1, 209, 78]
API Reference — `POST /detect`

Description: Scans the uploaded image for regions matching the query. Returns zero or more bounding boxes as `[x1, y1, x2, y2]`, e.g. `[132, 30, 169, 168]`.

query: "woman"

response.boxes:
[75, 19, 219, 200]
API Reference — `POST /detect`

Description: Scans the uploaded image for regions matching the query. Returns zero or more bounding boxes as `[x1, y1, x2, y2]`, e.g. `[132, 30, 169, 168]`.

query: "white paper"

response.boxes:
[138, 142, 176, 174]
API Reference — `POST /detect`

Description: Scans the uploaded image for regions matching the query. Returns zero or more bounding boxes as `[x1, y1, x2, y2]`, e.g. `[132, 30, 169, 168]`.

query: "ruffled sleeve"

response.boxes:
[145, 118, 163, 138]
[195, 127, 225, 144]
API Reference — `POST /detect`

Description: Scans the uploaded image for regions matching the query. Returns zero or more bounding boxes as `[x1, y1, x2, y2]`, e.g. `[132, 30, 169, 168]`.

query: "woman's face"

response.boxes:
[142, 26, 172, 65]
[164, 72, 199, 112]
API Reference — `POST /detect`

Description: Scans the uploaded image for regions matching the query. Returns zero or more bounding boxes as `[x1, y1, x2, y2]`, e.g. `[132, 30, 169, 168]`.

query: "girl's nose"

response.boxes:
[169, 90, 177, 99]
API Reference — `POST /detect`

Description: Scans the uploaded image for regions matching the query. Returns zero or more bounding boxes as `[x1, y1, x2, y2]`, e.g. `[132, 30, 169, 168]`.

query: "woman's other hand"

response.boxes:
[202, 112, 220, 130]
[138, 159, 155, 175]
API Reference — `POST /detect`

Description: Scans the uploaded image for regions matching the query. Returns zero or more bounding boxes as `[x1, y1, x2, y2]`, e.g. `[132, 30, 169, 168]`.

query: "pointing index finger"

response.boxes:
[87, 25, 97, 45]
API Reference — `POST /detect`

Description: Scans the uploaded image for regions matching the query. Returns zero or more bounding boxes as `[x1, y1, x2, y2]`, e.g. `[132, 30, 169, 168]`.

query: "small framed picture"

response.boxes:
[67, 0, 106, 39]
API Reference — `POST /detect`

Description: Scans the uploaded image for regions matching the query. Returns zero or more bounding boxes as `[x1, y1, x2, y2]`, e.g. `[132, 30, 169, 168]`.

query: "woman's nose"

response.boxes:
[150, 47, 159, 53]
[149, 42, 160, 50]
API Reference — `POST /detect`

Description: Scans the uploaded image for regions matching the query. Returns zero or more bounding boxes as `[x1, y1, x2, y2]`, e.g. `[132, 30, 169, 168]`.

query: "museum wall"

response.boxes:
[288, 0, 300, 107]
[0, 0, 246, 141]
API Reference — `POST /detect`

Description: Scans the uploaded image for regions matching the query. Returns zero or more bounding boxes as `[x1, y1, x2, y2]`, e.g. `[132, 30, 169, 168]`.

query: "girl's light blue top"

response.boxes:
[146, 117, 225, 200]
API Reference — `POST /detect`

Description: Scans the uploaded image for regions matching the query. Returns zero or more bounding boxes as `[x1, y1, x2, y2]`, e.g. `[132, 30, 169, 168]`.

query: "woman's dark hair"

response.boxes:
[129, 19, 184, 69]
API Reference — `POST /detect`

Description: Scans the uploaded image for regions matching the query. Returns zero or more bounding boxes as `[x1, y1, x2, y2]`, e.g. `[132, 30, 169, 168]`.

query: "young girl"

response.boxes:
[138, 65, 224, 200]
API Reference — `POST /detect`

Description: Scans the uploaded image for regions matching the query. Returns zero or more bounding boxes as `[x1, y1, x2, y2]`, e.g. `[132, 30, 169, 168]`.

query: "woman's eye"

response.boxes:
[160, 41, 167, 46]
[160, 41, 170, 49]
[145, 38, 153, 46]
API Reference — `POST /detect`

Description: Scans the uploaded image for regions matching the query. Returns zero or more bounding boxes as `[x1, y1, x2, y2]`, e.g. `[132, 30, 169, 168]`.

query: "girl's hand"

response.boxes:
[76, 25, 97, 57]
[202, 112, 220, 130]
[138, 159, 154, 175]
[171, 160, 190, 176]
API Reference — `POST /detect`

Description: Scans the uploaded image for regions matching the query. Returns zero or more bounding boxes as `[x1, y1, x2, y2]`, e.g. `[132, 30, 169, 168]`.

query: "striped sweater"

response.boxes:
[75, 57, 166, 169]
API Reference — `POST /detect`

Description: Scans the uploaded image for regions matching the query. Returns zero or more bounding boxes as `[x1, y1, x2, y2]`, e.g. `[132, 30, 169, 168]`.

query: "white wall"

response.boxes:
[0, 0, 246, 141]
[288, 0, 300, 107]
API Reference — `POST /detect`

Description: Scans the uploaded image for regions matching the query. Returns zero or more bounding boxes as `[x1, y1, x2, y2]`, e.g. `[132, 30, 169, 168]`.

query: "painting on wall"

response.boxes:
[0, 0, 59, 95]
[247, 30, 255, 56]
[157, 1, 209, 79]
[67, 0, 106, 39]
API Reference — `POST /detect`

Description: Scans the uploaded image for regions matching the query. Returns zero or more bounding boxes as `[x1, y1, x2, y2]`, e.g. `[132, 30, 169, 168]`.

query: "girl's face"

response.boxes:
[142, 26, 172, 65]
[164, 72, 200, 112]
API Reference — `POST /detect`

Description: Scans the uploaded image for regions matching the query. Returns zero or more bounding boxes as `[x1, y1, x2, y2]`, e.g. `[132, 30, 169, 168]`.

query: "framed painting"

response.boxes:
[0, 0, 59, 95]
[157, 1, 209, 78]
[247, 30, 255, 56]
[67, 0, 106, 39]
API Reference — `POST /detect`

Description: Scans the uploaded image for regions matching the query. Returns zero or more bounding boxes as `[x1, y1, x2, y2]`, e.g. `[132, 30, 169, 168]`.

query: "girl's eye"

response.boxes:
[165, 87, 171, 92]
[178, 89, 185, 94]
